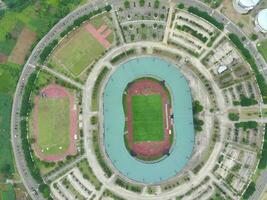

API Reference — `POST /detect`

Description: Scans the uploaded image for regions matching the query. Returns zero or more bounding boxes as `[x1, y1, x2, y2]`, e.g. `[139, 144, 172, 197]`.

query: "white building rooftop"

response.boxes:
[256, 9, 267, 32]
[233, 0, 260, 13]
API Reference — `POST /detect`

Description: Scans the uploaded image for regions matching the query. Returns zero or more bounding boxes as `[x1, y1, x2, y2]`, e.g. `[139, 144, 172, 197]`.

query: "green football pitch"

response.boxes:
[131, 94, 164, 142]
[37, 97, 70, 155]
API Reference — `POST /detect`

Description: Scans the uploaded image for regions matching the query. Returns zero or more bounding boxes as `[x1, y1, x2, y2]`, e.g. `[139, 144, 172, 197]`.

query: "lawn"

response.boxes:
[51, 27, 105, 77]
[37, 97, 70, 155]
[0, 94, 14, 181]
[0, 184, 16, 200]
[257, 39, 267, 62]
[131, 94, 164, 142]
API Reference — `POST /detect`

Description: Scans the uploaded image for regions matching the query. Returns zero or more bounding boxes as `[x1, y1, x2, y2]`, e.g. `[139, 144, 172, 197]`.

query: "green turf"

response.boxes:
[0, 184, 16, 200]
[131, 94, 164, 142]
[51, 27, 105, 76]
[257, 39, 267, 62]
[37, 97, 70, 155]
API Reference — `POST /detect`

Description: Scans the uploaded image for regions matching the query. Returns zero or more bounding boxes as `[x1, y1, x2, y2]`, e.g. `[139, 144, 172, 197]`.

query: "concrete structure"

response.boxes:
[256, 9, 267, 33]
[233, 0, 260, 14]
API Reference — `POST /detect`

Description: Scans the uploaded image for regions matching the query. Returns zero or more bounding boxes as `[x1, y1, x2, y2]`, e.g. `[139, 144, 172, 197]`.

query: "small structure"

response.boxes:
[233, 0, 260, 14]
[255, 9, 267, 33]
[217, 65, 228, 74]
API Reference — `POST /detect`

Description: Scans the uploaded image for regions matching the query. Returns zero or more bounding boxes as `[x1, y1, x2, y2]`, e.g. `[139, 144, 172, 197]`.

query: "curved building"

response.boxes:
[233, 0, 260, 14]
[256, 9, 267, 33]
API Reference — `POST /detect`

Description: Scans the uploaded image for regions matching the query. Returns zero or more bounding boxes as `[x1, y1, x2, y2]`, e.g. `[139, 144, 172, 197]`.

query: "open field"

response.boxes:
[8, 27, 36, 64]
[257, 39, 267, 62]
[0, 1, 87, 57]
[36, 97, 70, 155]
[51, 27, 105, 76]
[132, 94, 164, 142]
[0, 94, 14, 181]
[0, 184, 16, 200]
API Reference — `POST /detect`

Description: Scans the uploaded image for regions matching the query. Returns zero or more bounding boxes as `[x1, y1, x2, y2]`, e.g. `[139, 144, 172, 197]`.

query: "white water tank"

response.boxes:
[233, 0, 260, 14]
[256, 9, 267, 33]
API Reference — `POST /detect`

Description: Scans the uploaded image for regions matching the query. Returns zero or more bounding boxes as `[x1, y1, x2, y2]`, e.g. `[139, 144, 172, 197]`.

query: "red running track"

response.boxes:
[33, 84, 77, 162]
[126, 79, 172, 159]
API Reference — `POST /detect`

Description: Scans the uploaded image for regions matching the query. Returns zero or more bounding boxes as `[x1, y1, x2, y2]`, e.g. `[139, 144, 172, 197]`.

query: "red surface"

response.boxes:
[84, 23, 112, 49]
[33, 84, 77, 162]
[126, 79, 173, 159]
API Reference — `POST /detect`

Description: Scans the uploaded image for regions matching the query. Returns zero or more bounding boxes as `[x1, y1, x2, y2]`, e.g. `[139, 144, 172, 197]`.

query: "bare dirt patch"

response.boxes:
[0, 54, 8, 63]
[8, 27, 36, 65]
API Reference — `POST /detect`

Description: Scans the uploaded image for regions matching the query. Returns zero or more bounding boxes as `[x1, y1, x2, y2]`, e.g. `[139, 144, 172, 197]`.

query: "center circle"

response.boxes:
[103, 56, 195, 184]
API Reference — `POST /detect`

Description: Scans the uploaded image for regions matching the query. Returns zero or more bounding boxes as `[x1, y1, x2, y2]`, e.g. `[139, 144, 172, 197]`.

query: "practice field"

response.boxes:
[37, 98, 70, 155]
[131, 94, 164, 142]
[51, 27, 105, 76]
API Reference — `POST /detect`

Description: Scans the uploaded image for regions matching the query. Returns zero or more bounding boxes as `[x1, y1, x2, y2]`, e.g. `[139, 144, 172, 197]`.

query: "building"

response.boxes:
[255, 9, 267, 33]
[233, 0, 260, 14]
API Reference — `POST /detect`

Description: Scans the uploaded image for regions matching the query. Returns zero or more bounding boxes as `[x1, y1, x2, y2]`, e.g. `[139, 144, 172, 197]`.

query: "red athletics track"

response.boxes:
[33, 84, 77, 162]
[126, 79, 173, 159]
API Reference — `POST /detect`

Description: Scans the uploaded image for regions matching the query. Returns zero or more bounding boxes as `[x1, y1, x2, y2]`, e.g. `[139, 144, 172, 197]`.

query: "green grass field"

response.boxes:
[51, 27, 105, 76]
[0, 94, 14, 181]
[37, 97, 70, 155]
[257, 39, 267, 62]
[0, 184, 16, 200]
[131, 94, 164, 142]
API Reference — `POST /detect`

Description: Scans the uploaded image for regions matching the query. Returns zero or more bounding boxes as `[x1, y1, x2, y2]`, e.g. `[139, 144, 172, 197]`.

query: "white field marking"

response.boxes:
[165, 103, 169, 130]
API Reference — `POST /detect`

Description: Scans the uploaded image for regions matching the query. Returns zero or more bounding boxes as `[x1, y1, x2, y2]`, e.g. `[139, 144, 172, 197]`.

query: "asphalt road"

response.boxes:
[10, 0, 267, 199]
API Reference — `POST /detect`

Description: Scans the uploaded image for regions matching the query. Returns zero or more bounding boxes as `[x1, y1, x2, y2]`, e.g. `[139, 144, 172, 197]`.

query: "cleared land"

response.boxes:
[131, 94, 164, 142]
[8, 27, 36, 65]
[257, 39, 267, 62]
[37, 98, 70, 155]
[51, 27, 105, 76]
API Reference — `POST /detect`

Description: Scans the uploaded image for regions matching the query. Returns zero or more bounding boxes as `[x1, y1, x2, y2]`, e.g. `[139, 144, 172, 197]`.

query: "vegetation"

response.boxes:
[91, 67, 110, 110]
[154, 0, 160, 8]
[177, 3, 185, 9]
[124, 0, 130, 8]
[77, 159, 102, 190]
[115, 178, 142, 193]
[228, 33, 267, 103]
[52, 27, 106, 76]
[110, 49, 135, 64]
[228, 113, 239, 121]
[187, 7, 224, 30]
[203, 0, 222, 9]
[39, 39, 58, 63]
[235, 121, 257, 130]
[20, 71, 51, 198]
[37, 97, 70, 155]
[131, 94, 164, 142]
[193, 100, 204, 132]
[92, 130, 113, 177]
[239, 94, 258, 106]
[258, 124, 267, 169]
[176, 25, 208, 43]
[243, 181, 256, 199]
[257, 39, 267, 62]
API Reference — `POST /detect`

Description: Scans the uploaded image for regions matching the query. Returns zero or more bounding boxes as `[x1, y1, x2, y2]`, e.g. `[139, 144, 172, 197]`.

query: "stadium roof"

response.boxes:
[257, 9, 267, 31]
[239, 0, 260, 8]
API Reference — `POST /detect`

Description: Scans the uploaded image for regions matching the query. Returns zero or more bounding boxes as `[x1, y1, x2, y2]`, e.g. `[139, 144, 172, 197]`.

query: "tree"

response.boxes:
[124, 0, 130, 8]
[0, 163, 12, 178]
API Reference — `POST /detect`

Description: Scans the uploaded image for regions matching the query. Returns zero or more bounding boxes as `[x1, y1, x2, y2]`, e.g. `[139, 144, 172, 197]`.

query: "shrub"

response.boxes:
[177, 3, 185, 9]
[228, 33, 267, 103]
[187, 7, 224, 30]
[243, 182, 256, 199]
[228, 113, 239, 121]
